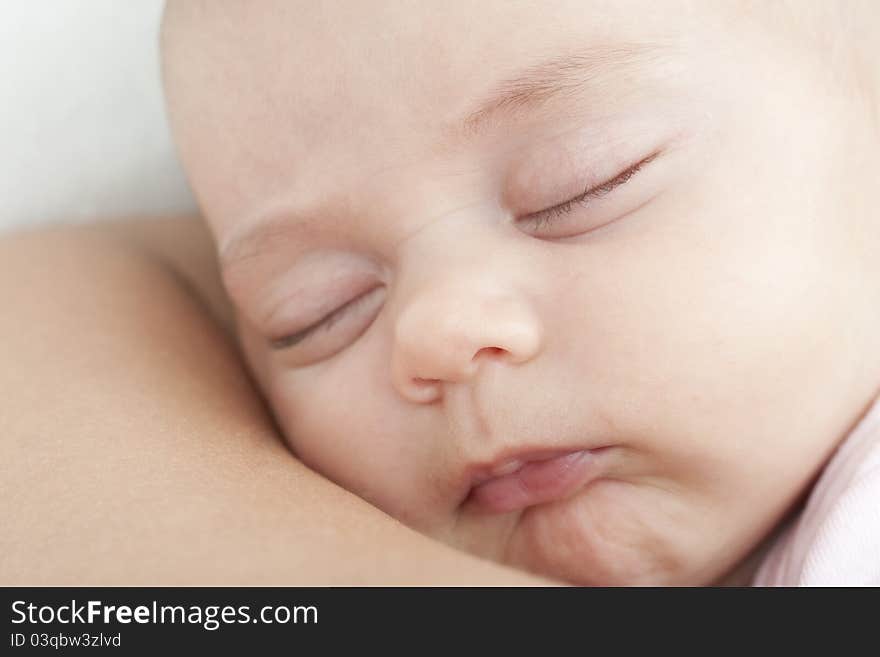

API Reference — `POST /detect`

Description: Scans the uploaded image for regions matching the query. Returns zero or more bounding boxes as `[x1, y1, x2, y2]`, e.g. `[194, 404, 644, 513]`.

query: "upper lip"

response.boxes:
[456, 445, 609, 506]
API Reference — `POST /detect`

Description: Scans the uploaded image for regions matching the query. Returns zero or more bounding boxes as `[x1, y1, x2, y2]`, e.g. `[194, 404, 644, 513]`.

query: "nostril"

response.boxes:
[472, 346, 506, 362]
[406, 376, 442, 403]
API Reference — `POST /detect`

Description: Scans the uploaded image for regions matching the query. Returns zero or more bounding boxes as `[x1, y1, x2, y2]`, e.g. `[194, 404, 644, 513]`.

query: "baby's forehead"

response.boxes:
[164, 0, 685, 112]
[164, 1, 840, 261]
[164, 1, 699, 238]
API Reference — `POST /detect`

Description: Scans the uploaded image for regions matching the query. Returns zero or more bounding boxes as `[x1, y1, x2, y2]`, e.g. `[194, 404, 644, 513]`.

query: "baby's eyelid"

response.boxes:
[269, 285, 383, 351]
[269, 312, 333, 351]
[519, 151, 659, 227]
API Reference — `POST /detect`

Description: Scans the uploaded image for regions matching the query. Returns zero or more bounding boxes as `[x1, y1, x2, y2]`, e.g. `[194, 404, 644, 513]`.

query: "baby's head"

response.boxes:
[160, 0, 880, 584]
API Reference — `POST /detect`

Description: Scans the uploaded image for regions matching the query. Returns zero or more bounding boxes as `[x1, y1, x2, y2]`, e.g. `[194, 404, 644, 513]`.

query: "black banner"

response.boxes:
[0, 587, 868, 651]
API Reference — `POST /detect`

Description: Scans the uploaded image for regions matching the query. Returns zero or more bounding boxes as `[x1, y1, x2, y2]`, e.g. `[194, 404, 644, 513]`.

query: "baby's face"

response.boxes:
[163, 1, 880, 584]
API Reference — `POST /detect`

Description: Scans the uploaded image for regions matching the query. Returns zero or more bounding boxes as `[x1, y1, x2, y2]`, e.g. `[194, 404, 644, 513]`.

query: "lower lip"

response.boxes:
[463, 450, 602, 514]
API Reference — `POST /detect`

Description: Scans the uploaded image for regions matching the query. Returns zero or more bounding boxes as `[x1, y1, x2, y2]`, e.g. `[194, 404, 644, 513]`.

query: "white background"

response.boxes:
[0, 1, 196, 235]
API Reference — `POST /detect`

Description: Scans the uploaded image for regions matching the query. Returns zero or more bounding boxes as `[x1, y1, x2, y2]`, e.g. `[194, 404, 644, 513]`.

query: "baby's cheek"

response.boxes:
[589, 180, 831, 404]
[233, 323, 367, 483]
[550, 194, 841, 534]
[259, 361, 426, 521]
[268, 373, 371, 477]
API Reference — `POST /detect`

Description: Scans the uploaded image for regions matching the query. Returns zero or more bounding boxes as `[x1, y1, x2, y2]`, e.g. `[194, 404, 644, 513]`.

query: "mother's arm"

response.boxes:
[0, 217, 547, 585]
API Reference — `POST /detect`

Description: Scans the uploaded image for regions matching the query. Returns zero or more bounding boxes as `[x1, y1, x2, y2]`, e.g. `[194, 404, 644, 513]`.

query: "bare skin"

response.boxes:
[161, 0, 880, 585]
[4, 1, 878, 586]
[0, 217, 549, 585]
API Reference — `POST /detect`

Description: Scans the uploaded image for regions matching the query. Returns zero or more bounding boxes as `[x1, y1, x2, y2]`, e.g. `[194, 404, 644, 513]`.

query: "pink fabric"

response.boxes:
[752, 393, 880, 586]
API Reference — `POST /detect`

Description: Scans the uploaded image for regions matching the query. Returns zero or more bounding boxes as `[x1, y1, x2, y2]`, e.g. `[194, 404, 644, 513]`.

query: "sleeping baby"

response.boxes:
[159, 0, 880, 585]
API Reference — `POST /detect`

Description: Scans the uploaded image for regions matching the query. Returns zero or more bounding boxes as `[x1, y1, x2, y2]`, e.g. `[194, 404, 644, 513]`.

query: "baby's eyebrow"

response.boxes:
[446, 41, 671, 143]
[219, 41, 671, 275]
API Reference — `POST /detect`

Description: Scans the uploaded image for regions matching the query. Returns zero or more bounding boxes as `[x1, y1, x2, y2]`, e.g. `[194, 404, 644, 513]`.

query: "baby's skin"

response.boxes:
[161, 1, 880, 585]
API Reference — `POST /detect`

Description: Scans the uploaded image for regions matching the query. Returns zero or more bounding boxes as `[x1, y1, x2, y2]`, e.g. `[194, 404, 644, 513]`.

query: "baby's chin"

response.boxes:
[454, 478, 713, 586]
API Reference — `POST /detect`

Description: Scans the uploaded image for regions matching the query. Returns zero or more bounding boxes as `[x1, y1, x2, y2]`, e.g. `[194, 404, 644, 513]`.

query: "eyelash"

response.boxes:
[270, 290, 377, 350]
[521, 151, 658, 231]
[270, 153, 656, 351]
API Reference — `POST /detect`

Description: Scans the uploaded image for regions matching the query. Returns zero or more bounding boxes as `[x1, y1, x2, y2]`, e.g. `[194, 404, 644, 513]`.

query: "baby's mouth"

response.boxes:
[461, 448, 608, 514]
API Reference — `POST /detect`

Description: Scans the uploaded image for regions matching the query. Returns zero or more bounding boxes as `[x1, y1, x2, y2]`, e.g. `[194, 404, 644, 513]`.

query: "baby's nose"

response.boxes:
[390, 281, 544, 403]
